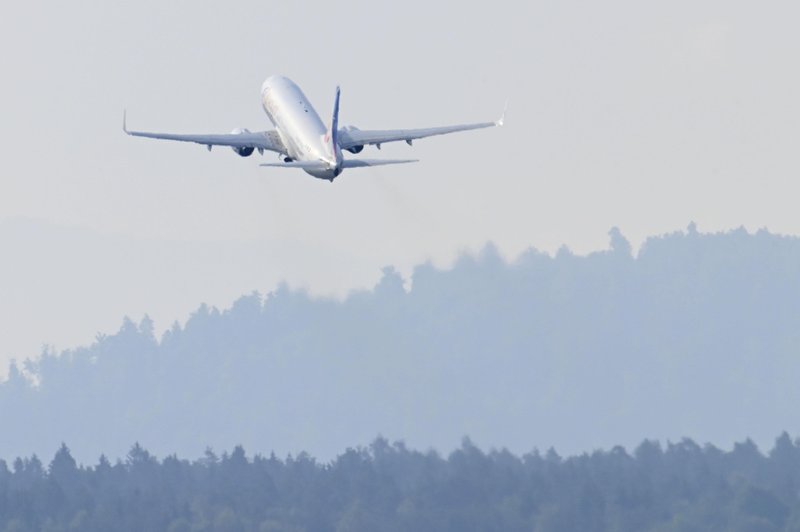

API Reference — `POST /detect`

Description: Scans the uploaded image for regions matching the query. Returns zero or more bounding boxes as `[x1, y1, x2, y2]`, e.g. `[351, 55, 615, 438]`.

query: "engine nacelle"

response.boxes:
[230, 128, 255, 157]
[341, 125, 364, 154]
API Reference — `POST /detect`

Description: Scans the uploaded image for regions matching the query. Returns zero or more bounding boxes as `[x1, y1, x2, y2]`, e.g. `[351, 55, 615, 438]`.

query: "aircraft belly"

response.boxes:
[304, 167, 337, 180]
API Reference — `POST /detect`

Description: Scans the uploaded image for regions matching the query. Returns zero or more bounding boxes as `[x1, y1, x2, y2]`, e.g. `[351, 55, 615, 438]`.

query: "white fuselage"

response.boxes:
[260, 75, 340, 179]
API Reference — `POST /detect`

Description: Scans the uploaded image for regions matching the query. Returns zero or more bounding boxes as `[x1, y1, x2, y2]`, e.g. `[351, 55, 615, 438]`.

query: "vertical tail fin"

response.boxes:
[328, 86, 341, 151]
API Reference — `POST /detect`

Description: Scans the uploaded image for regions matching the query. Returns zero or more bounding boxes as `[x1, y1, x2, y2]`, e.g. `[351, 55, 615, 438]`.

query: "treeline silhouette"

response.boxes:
[2, 435, 800, 532]
[3, 225, 800, 461]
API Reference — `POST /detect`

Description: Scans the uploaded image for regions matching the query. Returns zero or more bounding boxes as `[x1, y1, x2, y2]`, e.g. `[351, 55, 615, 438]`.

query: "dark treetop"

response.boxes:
[2, 435, 800, 532]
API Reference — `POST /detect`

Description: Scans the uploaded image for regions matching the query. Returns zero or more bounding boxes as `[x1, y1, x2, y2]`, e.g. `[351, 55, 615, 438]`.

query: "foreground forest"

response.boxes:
[2, 435, 800, 532]
[2, 225, 800, 461]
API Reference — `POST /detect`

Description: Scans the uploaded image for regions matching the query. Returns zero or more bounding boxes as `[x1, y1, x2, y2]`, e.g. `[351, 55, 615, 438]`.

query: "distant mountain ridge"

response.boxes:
[2, 225, 800, 463]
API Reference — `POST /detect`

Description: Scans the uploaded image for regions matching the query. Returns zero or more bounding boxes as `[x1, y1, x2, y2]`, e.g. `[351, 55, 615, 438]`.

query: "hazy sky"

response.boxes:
[2, 0, 800, 369]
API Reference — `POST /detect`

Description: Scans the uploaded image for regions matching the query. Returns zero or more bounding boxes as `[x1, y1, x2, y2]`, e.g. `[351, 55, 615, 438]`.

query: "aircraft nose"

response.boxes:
[261, 75, 289, 96]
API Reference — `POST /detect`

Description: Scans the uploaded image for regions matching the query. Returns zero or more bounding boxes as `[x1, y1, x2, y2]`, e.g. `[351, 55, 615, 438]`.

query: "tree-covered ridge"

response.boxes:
[2, 435, 800, 532]
[3, 225, 800, 461]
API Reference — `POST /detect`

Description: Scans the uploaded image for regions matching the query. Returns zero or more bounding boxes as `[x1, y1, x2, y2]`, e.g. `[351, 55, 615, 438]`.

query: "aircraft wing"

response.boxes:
[123, 113, 286, 154]
[337, 106, 506, 151]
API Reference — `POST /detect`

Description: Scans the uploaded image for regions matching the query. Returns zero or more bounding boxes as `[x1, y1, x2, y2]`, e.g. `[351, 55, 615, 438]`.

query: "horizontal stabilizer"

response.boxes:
[341, 159, 418, 168]
[260, 159, 418, 170]
[259, 161, 330, 170]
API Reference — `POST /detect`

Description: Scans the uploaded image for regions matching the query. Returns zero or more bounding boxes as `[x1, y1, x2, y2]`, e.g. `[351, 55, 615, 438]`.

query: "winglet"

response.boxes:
[122, 110, 128, 133]
[495, 99, 508, 127]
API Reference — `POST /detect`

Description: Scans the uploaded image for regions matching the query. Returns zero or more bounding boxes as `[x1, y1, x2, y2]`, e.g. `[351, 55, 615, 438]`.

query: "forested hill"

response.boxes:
[2, 225, 800, 462]
[3, 435, 800, 532]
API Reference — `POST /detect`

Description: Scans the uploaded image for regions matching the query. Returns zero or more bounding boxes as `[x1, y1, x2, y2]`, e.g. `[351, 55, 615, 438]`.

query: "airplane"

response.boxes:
[124, 75, 505, 182]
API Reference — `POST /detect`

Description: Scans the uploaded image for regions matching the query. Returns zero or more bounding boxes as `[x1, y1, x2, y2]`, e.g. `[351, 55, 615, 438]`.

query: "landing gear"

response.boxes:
[283, 157, 293, 163]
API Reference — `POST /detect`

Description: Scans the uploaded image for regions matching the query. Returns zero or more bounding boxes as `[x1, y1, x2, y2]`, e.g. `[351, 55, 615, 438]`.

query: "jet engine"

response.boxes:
[341, 125, 364, 154]
[230, 128, 255, 157]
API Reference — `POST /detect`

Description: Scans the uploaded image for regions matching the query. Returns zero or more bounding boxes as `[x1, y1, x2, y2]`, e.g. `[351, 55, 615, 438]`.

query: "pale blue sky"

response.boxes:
[1, 0, 799, 369]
